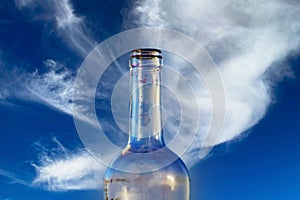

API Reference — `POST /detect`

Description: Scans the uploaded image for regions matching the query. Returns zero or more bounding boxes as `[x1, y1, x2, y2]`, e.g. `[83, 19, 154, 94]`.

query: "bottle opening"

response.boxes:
[129, 48, 163, 68]
[130, 48, 162, 58]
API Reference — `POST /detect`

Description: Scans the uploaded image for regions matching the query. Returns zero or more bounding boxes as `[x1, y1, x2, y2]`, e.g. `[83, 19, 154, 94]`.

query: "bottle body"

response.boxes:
[104, 49, 190, 200]
[104, 147, 190, 200]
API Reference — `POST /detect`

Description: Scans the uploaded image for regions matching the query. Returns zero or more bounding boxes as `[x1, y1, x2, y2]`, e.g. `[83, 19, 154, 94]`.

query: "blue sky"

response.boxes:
[0, 0, 300, 199]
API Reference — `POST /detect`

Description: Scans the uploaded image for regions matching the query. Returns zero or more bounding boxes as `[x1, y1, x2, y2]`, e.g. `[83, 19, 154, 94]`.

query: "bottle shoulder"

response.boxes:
[106, 146, 189, 175]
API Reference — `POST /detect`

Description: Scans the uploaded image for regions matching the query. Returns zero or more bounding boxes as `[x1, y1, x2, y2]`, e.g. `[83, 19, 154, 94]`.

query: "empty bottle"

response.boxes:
[104, 49, 190, 200]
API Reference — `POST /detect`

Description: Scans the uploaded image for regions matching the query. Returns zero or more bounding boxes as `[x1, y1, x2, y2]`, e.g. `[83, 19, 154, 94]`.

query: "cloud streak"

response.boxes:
[14, 0, 96, 57]
[25, 59, 75, 115]
[0, 168, 29, 186]
[31, 138, 105, 191]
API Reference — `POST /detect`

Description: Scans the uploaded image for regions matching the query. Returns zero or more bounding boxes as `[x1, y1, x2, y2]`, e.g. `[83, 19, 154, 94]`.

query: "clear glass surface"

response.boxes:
[104, 49, 190, 200]
[104, 146, 190, 200]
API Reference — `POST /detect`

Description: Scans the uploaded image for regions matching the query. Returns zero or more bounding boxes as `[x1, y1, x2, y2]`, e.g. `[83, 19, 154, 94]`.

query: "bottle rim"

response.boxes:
[129, 48, 163, 68]
[130, 48, 162, 59]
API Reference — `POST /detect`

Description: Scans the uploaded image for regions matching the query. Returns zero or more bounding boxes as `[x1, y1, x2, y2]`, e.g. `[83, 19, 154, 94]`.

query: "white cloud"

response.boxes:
[25, 59, 100, 127]
[32, 138, 105, 191]
[50, 0, 96, 56]
[124, 0, 300, 165]
[14, 0, 96, 57]
[24, 59, 74, 114]
[0, 57, 100, 128]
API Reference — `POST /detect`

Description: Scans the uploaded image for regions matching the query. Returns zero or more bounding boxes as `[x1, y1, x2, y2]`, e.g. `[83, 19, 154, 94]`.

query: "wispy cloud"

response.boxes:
[0, 168, 29, 186]
[31, 137, 105, 191]
[25, 59, 74, 115]
[50, 0, 97, 56]
[14, 0, 96, 57]
[0, 136, 105, 191]
[14, 0, 33, 9]
[123, 0, 300, 165]
[0, 58, 101, 127]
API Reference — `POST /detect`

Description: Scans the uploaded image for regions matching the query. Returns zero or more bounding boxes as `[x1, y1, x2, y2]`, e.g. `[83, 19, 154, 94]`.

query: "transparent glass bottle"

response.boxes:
[104, 49, 190, 200]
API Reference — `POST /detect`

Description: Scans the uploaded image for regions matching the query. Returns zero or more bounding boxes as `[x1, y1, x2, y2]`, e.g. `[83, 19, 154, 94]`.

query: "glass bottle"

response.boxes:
[104, 49, 190, 200]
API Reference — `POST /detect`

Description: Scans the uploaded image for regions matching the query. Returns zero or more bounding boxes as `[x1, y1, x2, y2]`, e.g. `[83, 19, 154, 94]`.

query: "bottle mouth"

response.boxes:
[129, 48, 163, 68]
[130, 48, 162, 59]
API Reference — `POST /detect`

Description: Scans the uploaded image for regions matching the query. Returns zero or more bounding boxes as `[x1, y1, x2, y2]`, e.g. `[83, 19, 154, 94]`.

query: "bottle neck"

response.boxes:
[127, 49, 165, 152]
